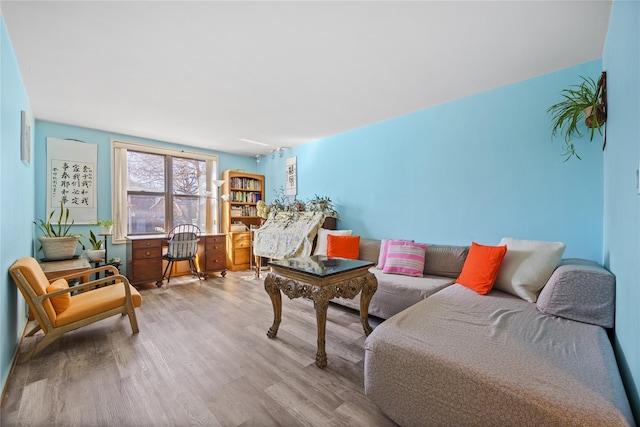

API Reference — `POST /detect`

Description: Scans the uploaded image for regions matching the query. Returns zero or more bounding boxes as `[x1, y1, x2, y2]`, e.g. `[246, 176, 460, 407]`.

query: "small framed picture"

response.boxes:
[21, 110, 31, 165]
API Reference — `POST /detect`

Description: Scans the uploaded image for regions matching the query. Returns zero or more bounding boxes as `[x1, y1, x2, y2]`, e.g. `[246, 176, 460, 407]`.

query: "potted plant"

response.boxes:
[97, 218, 114, 235]
[84, 230, 106, 262]
[34, 202, 81, 260]
[307, 195, 339, 219]
[262, 188, 340, 228]
[547, 73, 607, 161]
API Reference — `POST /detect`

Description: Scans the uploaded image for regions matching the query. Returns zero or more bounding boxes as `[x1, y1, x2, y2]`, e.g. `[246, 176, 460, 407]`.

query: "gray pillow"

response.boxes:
[422, 244, 469, 278]
[359, 238, 382, 264]
[536, 258, 615, 328]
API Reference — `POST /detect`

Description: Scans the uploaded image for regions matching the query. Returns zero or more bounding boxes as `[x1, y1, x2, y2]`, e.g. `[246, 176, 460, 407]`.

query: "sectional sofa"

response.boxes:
[330, 237, 635, 426]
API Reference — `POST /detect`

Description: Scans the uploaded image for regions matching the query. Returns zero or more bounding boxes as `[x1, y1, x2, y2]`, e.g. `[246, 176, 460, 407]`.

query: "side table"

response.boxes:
[264, 256, 378, 368]
[40, 257, 92, 282]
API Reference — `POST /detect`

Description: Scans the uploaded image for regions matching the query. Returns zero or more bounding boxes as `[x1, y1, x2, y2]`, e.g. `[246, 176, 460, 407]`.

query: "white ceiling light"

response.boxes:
[239, 138, 270, 147]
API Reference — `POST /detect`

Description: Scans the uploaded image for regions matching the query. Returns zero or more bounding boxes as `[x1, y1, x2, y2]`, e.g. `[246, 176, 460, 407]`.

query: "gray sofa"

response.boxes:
[350, 238, 635, 425]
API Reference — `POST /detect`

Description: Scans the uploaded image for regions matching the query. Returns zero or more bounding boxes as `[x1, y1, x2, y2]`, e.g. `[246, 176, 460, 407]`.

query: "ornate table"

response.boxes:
[264, 256, 378, 368]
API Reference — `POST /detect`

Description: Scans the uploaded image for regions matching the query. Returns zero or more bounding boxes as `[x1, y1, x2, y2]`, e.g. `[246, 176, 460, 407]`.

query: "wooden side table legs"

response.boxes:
[359, 273, 378, 336]
[264, 273, 282, 338]
[263, 271, 378, 369]
[311, 291, 331, 368]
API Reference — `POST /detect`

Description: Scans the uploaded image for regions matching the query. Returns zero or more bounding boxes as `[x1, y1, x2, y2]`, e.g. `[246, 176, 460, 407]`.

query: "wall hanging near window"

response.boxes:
[46, 138, 97, 224]
[286, 156, 297, 196]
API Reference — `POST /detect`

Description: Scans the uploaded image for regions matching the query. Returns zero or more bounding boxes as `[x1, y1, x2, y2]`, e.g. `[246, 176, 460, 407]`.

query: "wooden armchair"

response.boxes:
[9, 257, 142, 363]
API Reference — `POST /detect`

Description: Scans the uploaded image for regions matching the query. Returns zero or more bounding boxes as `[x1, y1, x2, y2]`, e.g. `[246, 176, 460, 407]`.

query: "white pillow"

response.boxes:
[314, 229, 352, 256]
[494, 238, 566, 302]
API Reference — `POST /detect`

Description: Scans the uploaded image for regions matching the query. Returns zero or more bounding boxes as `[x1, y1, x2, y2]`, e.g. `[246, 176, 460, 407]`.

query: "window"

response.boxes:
[112, 140, 219, 243]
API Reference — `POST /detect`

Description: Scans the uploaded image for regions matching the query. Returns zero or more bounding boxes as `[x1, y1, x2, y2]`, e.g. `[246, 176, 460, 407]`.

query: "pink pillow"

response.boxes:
[382, 241, 427, 277]
[377, 239, 414, 269]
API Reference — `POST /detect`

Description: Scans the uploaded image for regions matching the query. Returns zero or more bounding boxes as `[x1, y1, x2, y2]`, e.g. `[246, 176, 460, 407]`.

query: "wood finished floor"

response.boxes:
[1, 270, 397, 427]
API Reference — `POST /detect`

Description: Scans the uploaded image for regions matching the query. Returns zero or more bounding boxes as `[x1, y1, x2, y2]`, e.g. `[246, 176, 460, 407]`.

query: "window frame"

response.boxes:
[111, 139, 219, 244]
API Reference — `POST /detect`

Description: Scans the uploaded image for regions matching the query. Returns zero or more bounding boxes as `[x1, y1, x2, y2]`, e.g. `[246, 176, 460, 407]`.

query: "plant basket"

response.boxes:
[38, 236, 79, 261]
[584, 104, 607, 129]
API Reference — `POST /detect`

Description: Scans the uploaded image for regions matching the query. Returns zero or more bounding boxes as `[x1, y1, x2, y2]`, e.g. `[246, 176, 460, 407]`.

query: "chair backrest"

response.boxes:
[166, 224, 200, 259]
[9, 257, 57, 332]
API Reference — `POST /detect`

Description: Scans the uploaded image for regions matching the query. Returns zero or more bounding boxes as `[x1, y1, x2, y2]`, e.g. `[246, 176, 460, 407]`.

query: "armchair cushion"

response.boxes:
[46, 279, 71, 314]
[13, 257, 57, 322]
[55, 282, 142, 327]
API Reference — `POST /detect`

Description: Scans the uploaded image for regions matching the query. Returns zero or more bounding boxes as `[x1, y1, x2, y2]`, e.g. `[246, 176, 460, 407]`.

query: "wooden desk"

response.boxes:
[40, 257, 91, 282]
[126, 233, 226, 286]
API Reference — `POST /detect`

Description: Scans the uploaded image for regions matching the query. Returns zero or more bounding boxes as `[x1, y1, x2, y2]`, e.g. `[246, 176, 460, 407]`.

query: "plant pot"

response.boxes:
[38, 236, 79, 261]
[101, 225, 113, 235]
[584, 104, 607, 129]
[85, 249, 106, 262]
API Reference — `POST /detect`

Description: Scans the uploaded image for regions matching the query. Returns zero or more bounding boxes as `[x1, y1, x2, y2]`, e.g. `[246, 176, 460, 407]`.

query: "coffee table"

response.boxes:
[264, 255, 378, 368]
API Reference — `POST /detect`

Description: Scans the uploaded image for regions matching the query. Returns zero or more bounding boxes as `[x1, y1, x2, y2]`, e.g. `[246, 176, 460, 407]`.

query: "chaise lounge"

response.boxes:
[356, 237, 635, 426]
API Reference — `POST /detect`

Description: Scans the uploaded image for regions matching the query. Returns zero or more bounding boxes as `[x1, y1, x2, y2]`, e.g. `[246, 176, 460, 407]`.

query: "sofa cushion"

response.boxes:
[334, 269, 454, 319]
[494, 238, 566, 302]
[364, 284, 635, 426]
[382, 241, 427, 277]
[327, 235, 360, 259]
[313, 228, 352, 256]
[423, 244, 469, 278]
[455, 242, 507, 294]
[536, 259, 615, 328]
[359, 238, 382, 264]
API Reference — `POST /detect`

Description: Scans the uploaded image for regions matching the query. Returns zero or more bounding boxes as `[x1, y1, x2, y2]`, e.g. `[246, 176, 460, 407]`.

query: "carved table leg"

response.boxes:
[313, 292, 331, 368]
[264, 273, 282, 338]
[359, 273, 378, 336]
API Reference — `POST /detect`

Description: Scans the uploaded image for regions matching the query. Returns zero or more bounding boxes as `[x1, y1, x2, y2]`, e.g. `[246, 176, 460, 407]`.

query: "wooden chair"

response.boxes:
[162, 224, 202, 286]
[9, 257, 142, 363]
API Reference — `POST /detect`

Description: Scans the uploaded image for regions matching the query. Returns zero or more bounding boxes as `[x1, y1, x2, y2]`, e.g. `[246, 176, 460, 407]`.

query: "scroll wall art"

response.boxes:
[46, 138, 97, 224]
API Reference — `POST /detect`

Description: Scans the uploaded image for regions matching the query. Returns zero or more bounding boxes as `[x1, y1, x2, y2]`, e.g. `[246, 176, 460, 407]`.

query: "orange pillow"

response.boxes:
[46, 279, 72, 314]
[455, 242, 507, 295]
[327, 235, 360, 259]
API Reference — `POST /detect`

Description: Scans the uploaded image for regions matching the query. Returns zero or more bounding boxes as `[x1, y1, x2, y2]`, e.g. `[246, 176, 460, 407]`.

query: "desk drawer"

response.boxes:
[132, 258, 162, 282]
[133, 246, 161, 260]
[231, 233, 251, 249]
[205, 242, 225, 254]
[207, 235, 225, 245]
[132, 239, 162, 250]
[206, 255, 226, 270]
[233, 248, 251, 265]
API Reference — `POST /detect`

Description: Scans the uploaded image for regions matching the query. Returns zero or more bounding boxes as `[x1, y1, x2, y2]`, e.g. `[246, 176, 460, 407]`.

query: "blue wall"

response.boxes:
[0, 16, 34, 396]
[34, 121, 258, 275]
[603, 0, 640, 419]
[259, 60, 604, 260]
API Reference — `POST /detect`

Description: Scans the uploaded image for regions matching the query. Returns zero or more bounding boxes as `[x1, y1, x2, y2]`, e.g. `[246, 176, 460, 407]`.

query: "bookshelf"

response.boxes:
[221, 170, 264, 271]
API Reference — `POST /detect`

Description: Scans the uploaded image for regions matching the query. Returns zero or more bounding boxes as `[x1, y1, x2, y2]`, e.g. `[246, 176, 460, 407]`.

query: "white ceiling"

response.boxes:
[1, 1, 612, 157]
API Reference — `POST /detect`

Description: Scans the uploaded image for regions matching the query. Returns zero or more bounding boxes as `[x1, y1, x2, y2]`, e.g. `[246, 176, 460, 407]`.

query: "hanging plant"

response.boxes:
[547, 72, 607, 161]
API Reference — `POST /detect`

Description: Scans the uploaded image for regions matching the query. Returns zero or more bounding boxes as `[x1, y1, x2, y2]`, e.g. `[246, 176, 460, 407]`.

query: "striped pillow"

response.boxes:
[382, 241, 427, 277]
[377, 239, 415, 269]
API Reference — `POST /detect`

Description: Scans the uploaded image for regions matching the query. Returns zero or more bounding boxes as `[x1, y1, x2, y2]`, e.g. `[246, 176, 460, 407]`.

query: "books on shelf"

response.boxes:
[229, 191, 262, 203]
[230, 205, 258, 217]
[229, 177, 261, 191]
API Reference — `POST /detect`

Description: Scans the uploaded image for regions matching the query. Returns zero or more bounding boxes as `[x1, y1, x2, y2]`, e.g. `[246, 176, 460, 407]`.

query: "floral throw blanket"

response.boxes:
[254, 211, 325, 259]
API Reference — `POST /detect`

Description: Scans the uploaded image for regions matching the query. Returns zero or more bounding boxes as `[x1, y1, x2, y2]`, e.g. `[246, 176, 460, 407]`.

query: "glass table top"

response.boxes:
[268, 256, 374, 278]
